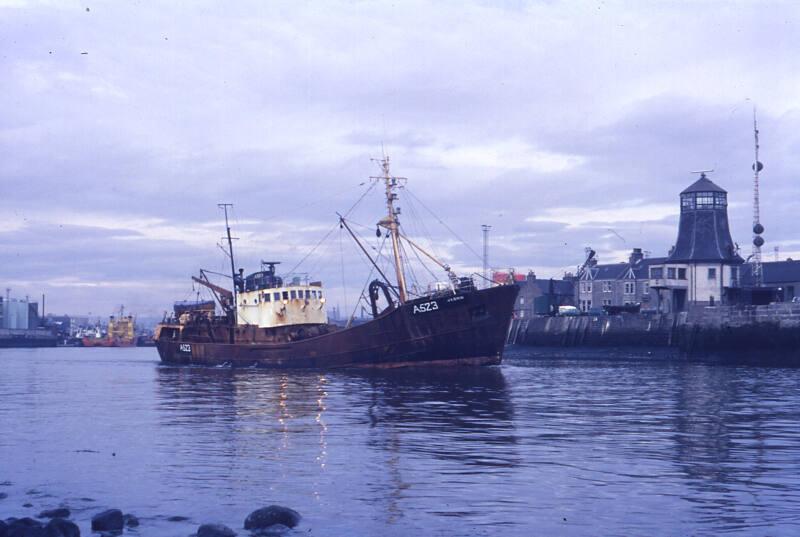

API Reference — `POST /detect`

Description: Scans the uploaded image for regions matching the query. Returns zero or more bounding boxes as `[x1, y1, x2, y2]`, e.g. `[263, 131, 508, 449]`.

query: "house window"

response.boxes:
[581, 282, 592, 293]
[519, 297, 525, 305]
[678, 268, 686, 280]
[651, 267, 663, 279]
[709, 296, 715, 306]
[708, 268, 717, 280]
[667, 267, 676, 279]
[603, 281, 612, 293]
[624, 282, 635, 295]
[643, 282, 649, 294]
[603, 299, 612, 306]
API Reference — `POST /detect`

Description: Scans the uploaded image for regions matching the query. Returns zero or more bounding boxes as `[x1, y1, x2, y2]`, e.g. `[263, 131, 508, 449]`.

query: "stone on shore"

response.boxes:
[0, 492, 8, 500]
[250, 523, 290, 536]
[38, 508, 70, 519]
[90, 509, 123, 532]
[45, 518, 80, 537]
[122, 514, 139, 528]
[243, 506, 300, 530]
[197, 523, 237, 537]
[5, 517, 44, 537]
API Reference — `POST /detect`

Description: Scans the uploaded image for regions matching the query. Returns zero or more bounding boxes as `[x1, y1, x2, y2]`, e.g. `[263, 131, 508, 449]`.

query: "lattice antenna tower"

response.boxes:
[751, 108, 765, 287]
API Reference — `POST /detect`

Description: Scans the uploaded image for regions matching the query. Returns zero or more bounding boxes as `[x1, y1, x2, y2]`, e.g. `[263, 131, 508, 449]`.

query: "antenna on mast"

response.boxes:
[218, 203, 239, 315]
[751, 107, 765, 287]
[371, 156, 408, 303]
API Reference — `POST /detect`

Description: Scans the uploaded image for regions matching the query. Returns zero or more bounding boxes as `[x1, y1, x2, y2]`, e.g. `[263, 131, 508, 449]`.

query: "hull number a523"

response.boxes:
[413, 301, 439, 315]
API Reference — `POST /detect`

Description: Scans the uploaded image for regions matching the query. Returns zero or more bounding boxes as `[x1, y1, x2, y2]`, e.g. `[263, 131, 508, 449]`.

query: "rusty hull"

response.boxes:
[156, 284, 519, 369]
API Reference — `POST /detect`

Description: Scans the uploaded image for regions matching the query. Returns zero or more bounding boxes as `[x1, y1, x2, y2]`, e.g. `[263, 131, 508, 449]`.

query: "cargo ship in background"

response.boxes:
[155, 157, 519, 368]
[82, 307, 136, 347]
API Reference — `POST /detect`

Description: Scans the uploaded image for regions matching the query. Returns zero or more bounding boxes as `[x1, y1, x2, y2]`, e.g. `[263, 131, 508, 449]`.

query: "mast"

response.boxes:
[218, 203, 239, 312]
[751, 108, 764, 287]
[373, 157, 408, 303]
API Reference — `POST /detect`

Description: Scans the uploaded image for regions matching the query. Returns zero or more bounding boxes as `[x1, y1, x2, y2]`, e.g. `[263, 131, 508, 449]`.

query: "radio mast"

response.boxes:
[482, 224, 491, 289]
[751, 108, 765, 287]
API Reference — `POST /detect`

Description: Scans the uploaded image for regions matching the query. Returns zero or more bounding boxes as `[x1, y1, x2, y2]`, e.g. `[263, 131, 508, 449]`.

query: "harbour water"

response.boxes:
[1, 347, 799, 536]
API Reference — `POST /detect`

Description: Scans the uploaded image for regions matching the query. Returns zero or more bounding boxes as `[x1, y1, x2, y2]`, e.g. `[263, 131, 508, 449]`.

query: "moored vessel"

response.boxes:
[155, 158, 518, 368]
[81, 307, 136, 347]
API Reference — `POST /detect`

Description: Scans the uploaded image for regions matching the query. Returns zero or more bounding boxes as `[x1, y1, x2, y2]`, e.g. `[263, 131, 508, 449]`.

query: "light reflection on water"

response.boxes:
[1, 346, 800, 536]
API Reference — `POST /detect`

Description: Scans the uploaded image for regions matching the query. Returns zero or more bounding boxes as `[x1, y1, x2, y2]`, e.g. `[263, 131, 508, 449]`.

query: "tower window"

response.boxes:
[696, 193, 714, 208]
[667, 268, 676, 279]
[708, 268, 717, 280]
[678, 268, 687, 279]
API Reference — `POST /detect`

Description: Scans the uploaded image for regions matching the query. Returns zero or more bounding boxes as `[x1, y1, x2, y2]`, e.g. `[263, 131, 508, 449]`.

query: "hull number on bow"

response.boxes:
[413, 301, 439, 315]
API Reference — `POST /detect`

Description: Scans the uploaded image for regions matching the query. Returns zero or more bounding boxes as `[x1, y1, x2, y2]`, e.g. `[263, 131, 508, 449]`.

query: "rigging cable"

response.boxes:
[404, 187, 484, 264]
[286, 180, 378, 276]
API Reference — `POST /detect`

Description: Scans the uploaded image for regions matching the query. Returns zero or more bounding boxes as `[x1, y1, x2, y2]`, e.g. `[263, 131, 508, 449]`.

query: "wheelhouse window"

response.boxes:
[264, 293, 271, 302]
[290, 290, 297, 299]
[273, 292, 280, 301]
[282, 291, 289, 300]
[305, 290, 311, 299]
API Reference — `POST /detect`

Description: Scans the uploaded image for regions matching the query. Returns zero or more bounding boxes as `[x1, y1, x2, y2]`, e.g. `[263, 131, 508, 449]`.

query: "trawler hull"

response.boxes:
[156, 285, 519, 368]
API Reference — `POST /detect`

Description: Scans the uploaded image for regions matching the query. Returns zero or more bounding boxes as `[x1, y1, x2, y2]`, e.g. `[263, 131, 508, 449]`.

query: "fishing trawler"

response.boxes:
[155, 158, 519, 368]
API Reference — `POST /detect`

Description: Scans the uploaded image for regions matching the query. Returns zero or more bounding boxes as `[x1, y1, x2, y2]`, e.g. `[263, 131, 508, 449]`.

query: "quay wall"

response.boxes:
[509, 304, 800, 364]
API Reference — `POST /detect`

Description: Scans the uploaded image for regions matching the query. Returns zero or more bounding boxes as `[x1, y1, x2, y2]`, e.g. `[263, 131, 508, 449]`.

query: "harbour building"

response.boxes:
[647, 173, 744, 312]
[576, 249, 666, 312]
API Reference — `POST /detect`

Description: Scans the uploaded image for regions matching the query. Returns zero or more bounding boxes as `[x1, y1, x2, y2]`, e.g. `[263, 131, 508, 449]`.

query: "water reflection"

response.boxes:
[4, 349, 800, 536]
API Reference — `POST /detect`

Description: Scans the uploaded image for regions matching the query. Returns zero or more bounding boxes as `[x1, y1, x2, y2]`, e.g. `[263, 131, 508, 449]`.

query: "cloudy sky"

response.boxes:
[2, 0, 799, 317]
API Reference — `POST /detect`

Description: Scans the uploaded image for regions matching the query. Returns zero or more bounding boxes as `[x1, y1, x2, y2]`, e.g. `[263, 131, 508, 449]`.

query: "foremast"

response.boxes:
[374, 157, 408, 304]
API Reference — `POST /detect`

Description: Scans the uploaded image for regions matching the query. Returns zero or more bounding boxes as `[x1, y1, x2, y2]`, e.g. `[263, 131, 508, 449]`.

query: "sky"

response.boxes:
[1, 0, 799, 318]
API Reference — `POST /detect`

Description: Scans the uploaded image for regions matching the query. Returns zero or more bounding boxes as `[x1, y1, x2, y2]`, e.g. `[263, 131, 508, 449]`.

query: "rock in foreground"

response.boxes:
[243, 506, 300, 530]
[197, 523, 237, 537]
[123, 514, 139, 528]
[45, 518, 80, 537]
[38, 508, 70, 519]
[91, 509, 123, 532]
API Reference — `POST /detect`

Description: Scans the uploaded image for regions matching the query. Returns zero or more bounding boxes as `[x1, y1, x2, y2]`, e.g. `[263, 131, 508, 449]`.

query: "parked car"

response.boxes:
[558, 305, 581, 316]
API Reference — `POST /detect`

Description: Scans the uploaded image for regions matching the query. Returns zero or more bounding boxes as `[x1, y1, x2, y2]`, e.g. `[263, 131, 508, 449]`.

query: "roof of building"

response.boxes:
[520, 278, 575, 295]
[668, 207, 744, 263]
[741, 260, 800, 285]
[583, 256, 667, 281]
[681, 173, 727, 195]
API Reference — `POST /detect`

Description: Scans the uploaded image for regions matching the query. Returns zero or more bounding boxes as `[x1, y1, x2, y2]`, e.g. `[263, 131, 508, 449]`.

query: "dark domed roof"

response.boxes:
[681, 173, 727, 195]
